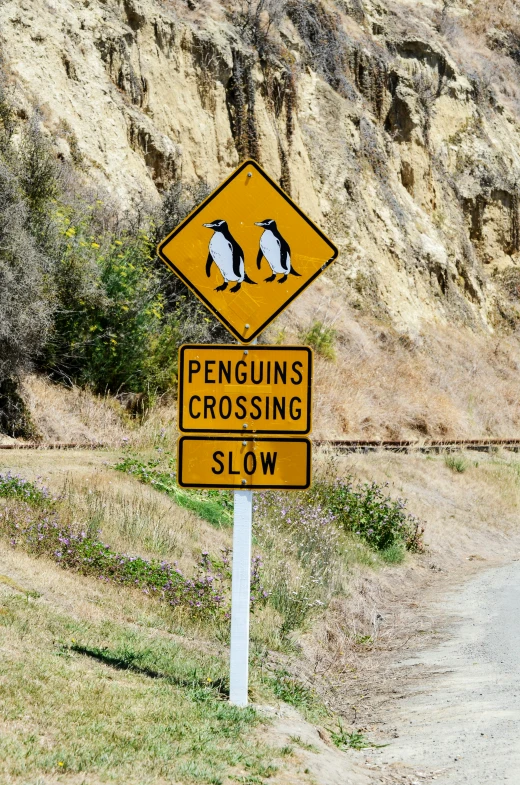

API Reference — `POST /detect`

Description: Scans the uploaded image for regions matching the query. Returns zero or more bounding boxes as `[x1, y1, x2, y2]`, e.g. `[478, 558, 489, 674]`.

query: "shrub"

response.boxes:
[43, 223, 178, 394]
[0, 72, 226, 426]
[253, 470, 423, 634]
[0, 97, 55, 393]
[300, 320, 336, 360]
[444, 453, 468, 473]
[0, 378, 40, 439]
[0, 474, 268, 619]
[311, 476, 424, 552]
[258, 473, 423, 557]
[154, 180, 230, 348]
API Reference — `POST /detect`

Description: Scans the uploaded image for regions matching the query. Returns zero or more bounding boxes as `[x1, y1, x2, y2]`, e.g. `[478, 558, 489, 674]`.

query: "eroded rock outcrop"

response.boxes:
[2, 0, 520, 332]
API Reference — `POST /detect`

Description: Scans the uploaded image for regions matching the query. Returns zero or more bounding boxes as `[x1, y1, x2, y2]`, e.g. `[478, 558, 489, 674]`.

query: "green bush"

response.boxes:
[444, 453, 468, 473]
[43, 222, 178, 394]
[310, 476, 424, 552]
[43, 178, 229, 396]
[300, 320, 336, 359]
[0, 72, 226, 429]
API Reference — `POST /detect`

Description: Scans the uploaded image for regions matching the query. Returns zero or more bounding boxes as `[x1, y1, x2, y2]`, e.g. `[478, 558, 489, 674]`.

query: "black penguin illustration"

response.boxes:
[254, 219, 301, 283]
[203, 220, 256, 292]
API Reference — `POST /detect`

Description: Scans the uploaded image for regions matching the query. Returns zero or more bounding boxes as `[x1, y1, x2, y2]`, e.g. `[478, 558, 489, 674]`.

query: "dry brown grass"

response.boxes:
[432, 0, 520, 115]
[459, 0, 520, 39]
[19, 374, 183, 450]
[22, 375, 129, 445]
[268, 284, 520, 441]
[18, 305, 520, 446]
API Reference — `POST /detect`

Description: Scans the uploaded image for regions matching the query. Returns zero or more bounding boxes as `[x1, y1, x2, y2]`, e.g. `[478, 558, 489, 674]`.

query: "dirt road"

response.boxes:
[369, 561, 520, 782]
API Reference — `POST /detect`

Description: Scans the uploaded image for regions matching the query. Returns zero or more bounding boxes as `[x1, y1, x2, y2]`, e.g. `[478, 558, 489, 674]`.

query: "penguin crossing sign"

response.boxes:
[157, 160, 338, 344]
[178, 345, 313, 435]
[157, 160, 336, 708]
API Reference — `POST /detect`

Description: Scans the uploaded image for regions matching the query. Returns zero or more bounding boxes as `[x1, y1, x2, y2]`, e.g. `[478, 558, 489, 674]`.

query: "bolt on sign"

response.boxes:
[178, 345, 313, 435]
[157, 159, 338, 344]
[177, 436, 311, 490]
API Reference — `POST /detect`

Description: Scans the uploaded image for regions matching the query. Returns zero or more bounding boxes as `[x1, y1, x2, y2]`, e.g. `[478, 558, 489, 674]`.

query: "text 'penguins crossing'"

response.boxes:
[179, 345, 313, 435]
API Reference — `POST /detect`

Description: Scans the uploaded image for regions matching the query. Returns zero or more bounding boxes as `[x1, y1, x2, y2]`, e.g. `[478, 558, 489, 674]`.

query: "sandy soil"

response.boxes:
[367, 561, 520, 782]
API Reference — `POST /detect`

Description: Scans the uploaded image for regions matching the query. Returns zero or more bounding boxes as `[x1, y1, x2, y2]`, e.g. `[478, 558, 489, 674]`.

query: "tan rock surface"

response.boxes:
[2, 0, 520, 333]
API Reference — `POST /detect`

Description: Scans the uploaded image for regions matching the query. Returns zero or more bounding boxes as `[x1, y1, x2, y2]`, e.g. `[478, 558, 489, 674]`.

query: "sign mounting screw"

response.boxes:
[242, 441, 247, 446]
[247, 173, 252, 178]
[245, 324, 250, 329]
[244, 350, 248, 355]
[241, 479, 247, 484]
[243, 423, 248, 429]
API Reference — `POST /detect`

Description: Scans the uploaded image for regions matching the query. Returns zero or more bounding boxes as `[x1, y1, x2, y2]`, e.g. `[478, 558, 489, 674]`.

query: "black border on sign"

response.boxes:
[178, 344, 313, 434]
[177, 435, 312, 490]
[156, 159, 339, 344]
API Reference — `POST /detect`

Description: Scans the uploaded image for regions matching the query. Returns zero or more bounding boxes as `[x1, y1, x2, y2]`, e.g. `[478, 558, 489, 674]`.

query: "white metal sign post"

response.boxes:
[229, 487, 253, 706]
[230, 335, 255, 707]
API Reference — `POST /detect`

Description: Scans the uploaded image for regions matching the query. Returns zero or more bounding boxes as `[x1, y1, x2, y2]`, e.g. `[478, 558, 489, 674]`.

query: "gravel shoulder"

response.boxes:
[368, 560, 520, 783]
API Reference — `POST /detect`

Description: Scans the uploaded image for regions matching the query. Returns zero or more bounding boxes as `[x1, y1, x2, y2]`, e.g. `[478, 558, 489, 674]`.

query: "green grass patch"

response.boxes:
[0, 596, 275, 785]
[115, 454, 233, 527]
[267, 668, 325, 720]
[444, 453, 468, 473]
[329, 720, 387, 751]
[379, 542, 406, 564]
[300, 320, 337, 360]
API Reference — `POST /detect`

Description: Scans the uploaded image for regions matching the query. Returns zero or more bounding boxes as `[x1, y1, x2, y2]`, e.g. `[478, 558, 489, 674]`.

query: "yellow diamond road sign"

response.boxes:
[157, 160, 338, 343]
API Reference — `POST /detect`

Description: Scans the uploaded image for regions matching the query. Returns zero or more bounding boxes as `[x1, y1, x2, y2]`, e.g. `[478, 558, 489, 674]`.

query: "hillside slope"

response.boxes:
[1, 445, 520, 783]
[2, 0, 520, 439]
[2, 0, 520, 327]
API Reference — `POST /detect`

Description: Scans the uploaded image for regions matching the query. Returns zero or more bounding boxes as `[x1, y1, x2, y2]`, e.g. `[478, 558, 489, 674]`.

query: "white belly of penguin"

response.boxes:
[209, 234, 243, 282]
[260, 231, 290, 274]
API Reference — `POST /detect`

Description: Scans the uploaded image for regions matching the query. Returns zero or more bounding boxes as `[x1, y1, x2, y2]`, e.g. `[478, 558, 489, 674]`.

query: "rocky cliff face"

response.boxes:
[2, 0, 520, 333]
